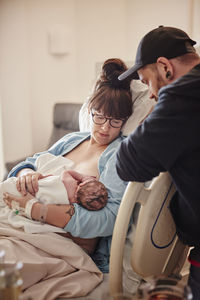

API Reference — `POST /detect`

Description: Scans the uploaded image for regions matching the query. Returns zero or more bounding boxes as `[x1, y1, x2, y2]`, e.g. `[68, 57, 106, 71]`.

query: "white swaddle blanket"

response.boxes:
[0, 153, 74, 233]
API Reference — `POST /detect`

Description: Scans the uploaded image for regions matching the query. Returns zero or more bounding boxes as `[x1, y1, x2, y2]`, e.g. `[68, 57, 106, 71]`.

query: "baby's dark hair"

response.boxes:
[77, 181, 108, 211]
[88, 58, 133, 120]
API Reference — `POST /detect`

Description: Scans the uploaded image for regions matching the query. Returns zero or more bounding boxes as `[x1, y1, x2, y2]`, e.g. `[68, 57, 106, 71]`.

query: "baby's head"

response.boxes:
[76, 180, 108, 211]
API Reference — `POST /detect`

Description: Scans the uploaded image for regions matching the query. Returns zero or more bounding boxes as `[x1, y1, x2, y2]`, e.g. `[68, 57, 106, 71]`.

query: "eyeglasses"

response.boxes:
[91, 112, 126, 128]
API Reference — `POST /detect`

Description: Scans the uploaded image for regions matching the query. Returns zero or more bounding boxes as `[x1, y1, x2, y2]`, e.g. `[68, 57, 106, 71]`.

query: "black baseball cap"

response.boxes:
[119, 26, 196, 80]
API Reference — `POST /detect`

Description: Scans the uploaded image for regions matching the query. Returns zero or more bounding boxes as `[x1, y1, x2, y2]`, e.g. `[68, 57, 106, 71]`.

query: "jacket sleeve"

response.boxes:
[116, 99, 186, 182]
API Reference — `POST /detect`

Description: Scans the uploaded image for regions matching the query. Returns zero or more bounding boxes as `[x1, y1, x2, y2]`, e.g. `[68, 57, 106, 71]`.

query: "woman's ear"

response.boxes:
[156, 57, 173, 82]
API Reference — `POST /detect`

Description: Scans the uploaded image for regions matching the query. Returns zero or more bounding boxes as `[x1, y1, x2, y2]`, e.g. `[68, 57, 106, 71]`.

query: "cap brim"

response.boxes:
[118, 63, 142, 81]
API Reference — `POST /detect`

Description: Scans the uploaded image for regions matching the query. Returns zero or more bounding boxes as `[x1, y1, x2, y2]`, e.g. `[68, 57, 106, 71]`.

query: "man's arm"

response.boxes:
[116, 102, 183, 183]
[116, 127, 162, 182]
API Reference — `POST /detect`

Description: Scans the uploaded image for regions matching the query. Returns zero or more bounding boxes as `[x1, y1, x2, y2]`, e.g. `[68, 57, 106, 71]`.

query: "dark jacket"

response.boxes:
[116, 64, 200, 246]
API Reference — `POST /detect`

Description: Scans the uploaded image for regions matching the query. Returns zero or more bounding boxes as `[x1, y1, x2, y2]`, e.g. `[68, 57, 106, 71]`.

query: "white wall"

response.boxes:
[0, 0, 33, 162]
[0, 0, 199, 165]
[0, 97, 5, 180]
[193, 0, 200, 42]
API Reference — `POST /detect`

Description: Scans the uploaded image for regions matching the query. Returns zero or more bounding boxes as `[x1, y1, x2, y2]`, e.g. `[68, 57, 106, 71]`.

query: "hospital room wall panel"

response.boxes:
[0, 0, 199, 167]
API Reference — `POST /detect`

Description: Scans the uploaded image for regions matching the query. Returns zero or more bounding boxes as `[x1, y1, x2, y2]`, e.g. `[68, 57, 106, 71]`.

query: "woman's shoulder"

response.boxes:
[110, 135, 126, 148]
[50, 131, 90, 147]
[62, 131, 90, 141]
[48, 131, 90, 155]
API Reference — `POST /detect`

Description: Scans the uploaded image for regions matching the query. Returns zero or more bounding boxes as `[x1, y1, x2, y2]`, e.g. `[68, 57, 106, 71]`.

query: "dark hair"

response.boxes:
[77, 181, 108, 211]
[88, 58, 133, 119]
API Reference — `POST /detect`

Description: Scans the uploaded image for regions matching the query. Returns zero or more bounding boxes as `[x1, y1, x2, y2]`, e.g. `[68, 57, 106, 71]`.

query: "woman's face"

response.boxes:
[90, 110, 123, 145]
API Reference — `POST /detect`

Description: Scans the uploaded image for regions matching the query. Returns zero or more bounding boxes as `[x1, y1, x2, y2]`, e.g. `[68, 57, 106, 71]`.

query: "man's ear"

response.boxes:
[156, 57, 173, 81]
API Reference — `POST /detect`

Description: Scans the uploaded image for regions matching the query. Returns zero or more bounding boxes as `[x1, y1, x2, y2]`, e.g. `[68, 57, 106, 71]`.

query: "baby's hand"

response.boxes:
[81, 175, 96, 183]
[79, 177, 97, 187]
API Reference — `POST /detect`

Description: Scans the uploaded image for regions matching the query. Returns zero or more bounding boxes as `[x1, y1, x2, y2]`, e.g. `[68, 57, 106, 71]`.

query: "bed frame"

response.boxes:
[110, 172, 189, 296]
[63, 172, 189, 300]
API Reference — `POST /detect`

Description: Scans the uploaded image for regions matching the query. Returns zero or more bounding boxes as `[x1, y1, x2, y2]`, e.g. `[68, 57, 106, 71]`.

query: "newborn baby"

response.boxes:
[0, 153, 108, 211]
[60, 169, 108, 211]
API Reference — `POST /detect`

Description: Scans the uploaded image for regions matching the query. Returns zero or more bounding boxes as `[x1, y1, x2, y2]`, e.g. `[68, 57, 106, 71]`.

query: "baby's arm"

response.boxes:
[60, 171, 78, 202]
[61, 170, 96, 203]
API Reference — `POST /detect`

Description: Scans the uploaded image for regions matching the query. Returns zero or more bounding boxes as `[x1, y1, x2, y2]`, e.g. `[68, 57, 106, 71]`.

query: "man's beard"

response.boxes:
[156, 73, 166, 101]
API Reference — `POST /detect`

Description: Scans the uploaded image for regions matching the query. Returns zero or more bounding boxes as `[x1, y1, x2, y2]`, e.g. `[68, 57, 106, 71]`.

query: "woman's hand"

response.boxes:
[3, 192, 34, 209]
[16, 171, 50, 196]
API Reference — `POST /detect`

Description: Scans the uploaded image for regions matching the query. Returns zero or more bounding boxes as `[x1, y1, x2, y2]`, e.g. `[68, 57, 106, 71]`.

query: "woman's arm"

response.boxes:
[3, 192, 74, 228]
[32, 202, 74, 228]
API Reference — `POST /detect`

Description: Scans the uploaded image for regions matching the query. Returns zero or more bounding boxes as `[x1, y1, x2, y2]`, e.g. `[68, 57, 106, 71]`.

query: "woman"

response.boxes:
[4, 58, 133, 273]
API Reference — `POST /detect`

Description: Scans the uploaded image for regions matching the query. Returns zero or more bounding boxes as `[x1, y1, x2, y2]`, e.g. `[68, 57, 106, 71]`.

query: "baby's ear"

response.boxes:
[74, 188, 81, 204]
[70, 196, 79, 204]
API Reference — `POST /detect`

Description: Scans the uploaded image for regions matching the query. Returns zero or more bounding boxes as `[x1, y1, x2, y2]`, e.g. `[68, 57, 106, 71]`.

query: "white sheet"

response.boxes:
[61, 224, 142, 300]
[0, 222, 103, 300]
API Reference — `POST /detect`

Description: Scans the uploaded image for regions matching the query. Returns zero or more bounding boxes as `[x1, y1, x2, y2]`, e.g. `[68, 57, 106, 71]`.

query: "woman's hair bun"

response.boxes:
[100, 58, 131, 90]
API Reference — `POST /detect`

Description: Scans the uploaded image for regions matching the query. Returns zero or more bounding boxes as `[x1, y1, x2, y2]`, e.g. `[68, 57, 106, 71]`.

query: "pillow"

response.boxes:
[79, 97, 91, 132]
[79, 80, 156, 136]
[195, 43, 200, 55]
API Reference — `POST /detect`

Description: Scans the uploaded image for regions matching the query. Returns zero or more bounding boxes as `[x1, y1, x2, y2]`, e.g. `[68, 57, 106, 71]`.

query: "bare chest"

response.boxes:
[64, 142, 104, 178]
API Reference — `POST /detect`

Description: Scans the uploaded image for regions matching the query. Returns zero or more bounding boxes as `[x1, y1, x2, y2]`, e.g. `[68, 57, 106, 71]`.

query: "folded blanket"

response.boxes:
[0, 223, 103, 300]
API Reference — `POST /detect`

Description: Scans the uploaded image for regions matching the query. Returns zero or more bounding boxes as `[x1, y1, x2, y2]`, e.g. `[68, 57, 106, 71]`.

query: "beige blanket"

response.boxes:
[0, 223, 103, 300]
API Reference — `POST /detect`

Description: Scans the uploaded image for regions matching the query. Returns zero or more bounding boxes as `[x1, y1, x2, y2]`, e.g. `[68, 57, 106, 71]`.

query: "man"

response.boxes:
[116, 26, 200, 299]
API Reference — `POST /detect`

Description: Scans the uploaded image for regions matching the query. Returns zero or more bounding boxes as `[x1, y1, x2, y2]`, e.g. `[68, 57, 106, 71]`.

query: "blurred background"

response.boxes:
[0, 0, 200, 180]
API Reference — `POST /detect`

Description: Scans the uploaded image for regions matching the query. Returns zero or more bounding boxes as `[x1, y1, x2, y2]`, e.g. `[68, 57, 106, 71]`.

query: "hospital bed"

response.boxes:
[63, 172, 189, 300]
[110, 171, 189, 296]
[3, 103, 189, 299]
